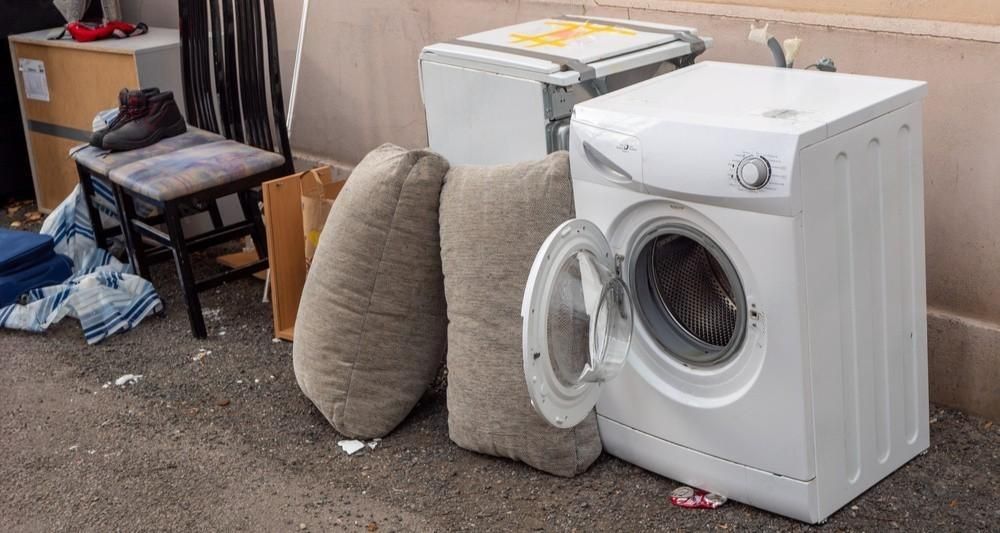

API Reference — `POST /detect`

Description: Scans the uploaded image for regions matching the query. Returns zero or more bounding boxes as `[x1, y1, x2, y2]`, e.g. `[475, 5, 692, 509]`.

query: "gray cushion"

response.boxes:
[293, 144, 449, 439]
[439, 151, 602, 477]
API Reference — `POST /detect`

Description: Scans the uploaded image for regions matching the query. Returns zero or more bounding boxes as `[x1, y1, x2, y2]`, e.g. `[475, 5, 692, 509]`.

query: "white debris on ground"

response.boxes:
[192, 348, 212, 362]
[338, 440, 366, 455]
[113, 374, 143, 386]
[337, 438, 382, 455]
[202, 308, 223, 322]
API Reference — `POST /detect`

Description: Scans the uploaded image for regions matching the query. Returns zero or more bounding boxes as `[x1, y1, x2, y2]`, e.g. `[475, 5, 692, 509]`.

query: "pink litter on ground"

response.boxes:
[670, 486, 727, 509]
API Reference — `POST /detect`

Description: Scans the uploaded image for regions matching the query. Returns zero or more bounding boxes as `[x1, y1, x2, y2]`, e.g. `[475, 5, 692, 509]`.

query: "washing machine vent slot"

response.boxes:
[650, 236, 738, 348]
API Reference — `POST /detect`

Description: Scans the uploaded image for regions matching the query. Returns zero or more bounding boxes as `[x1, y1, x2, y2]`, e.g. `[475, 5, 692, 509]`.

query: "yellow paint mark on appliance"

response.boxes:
[509, 21, 637, 49]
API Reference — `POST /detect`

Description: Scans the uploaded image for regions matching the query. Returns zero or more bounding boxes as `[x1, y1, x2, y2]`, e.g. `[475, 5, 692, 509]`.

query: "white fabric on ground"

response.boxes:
[0, 185, 163, 344]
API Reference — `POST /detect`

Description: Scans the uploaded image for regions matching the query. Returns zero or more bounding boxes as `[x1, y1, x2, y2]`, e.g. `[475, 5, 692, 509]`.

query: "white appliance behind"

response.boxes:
[422, 61, 552, 166]
[419, 17, 709, 166]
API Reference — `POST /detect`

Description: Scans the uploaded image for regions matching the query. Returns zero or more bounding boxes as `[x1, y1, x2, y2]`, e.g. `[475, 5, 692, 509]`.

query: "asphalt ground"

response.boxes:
[2, 202, 998, 532]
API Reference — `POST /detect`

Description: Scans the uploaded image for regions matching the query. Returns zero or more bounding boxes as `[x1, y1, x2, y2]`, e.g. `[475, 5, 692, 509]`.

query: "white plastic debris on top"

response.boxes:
[783, 37, 803, 65]
[337, 438, 381, 455]
[114, 374, 143, 386]
[747, 22, 771, 44]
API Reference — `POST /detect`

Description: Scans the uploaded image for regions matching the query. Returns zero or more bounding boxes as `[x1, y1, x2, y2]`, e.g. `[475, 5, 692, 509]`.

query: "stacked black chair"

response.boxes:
[72, 0, 294, 338]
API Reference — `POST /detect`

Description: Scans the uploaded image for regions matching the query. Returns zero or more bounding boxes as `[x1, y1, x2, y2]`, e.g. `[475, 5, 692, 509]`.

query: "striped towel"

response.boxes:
[0, 186, 163, 344]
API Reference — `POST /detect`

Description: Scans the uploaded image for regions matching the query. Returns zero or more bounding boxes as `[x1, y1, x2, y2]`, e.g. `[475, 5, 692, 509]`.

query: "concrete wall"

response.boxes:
[121, 1, 1000, 421]
[663, 0, 1000, 25]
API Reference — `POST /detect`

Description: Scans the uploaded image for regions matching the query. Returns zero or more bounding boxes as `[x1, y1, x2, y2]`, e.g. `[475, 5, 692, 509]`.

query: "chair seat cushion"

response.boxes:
[72, 127, 225, 176]
[109, 141, 286, 201]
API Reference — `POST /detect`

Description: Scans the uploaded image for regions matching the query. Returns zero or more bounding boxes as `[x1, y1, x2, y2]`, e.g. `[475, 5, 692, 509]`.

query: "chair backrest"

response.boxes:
[177, 0, 293, 167]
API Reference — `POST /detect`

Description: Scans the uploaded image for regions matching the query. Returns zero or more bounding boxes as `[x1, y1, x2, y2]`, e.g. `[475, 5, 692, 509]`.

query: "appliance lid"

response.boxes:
[522, 218, 634, 428]
[421, 16, 706, 84]
[573, 61, 928, 142]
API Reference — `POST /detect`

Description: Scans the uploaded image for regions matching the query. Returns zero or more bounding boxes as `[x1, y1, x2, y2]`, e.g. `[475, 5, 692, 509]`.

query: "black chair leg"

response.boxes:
[238, 190, 267, 258]
[208, 199, 225, 229]
[76, 164, 109, 250]
[112, 185, 151, 280]
[164, 201, 208, 339]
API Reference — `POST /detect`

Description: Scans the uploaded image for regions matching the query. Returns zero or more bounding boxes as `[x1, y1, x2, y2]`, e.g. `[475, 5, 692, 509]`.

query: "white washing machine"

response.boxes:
[520, 61, 929, 523]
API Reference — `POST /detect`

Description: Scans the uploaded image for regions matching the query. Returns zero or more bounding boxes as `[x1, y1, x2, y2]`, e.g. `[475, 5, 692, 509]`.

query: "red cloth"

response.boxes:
[64, 21, 148, 42]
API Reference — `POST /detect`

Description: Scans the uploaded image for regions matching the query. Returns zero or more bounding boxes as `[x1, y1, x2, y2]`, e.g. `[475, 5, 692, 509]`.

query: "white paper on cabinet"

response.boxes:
[18, 58, 50, 102]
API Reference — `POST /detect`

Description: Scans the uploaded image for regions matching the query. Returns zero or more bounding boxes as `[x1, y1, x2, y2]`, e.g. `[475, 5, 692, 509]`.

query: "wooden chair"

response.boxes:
[72, 0, 293, 338]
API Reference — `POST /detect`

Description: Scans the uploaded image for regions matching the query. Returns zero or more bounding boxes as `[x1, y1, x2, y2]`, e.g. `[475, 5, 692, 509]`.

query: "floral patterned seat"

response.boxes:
[108, 140, 286, 202]
[72, 127, 225, 176]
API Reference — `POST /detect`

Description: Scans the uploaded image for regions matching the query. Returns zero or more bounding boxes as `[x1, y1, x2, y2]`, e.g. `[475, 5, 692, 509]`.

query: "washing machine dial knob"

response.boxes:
[737, 156, 771, 190]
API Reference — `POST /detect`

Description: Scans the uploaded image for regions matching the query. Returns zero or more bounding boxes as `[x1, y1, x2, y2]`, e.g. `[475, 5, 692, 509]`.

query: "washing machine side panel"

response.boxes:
[421, 61, 549, 166]
[800, 102, 929, 520]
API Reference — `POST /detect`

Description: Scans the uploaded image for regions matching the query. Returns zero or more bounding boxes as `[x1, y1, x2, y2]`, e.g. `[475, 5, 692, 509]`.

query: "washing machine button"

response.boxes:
[737, 156, 771, 190]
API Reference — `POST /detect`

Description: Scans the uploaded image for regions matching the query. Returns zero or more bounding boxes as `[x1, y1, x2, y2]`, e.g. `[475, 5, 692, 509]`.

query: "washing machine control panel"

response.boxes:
[736, 155, 771, 189]
[728, 152, 789, 194]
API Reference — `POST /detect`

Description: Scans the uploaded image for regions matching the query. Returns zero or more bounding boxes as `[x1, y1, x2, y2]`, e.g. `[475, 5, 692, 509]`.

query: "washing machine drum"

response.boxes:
[633, 228, 747, 367]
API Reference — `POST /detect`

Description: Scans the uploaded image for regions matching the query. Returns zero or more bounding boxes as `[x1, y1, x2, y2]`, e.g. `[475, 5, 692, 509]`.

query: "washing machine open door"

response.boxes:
[522, 219, 634, 428]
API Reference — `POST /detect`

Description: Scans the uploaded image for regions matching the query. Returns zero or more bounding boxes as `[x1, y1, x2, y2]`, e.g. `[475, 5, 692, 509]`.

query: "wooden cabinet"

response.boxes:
[9, 28, 184, 211]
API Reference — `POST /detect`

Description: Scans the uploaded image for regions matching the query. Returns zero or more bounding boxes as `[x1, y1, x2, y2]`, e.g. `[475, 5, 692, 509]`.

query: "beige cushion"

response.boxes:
[293, 144, 449, 439]
[439, 151, 602, 477]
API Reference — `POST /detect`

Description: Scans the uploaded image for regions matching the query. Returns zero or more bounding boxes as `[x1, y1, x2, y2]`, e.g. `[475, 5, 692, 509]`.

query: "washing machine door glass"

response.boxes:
[522, 219, 634, 428]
